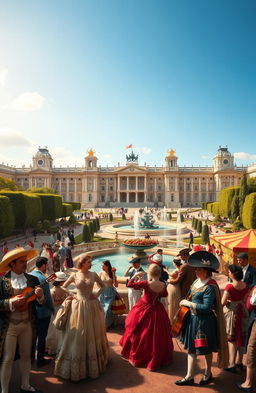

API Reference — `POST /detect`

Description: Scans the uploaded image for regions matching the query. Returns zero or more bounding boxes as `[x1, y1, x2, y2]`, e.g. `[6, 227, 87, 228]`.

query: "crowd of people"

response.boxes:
[0, 242, 256, 393]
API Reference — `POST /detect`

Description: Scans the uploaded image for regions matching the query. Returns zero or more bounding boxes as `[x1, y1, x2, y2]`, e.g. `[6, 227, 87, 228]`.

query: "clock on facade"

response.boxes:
[37, 159, 44, 166]
[223, 159, 229, 164]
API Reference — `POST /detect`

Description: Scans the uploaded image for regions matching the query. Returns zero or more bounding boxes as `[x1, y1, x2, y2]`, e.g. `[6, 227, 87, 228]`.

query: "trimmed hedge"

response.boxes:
[23, 193, 42, 227]
[212, 202, 220, 216]
[202, 224, 210, 244]
[218, 186, 240, 218]
[65, 201, 81, 210]
[62, 203, 73, 217]
[242, 193, 256, 229]
[36, 193, 63, 220]
[83, 223, 92, 242]
[0, 195, 15, 237]
[0, 191, 42, 229]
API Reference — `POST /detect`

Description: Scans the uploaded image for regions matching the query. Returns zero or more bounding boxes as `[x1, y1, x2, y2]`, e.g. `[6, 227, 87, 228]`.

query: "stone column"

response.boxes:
[183, 178, 186, 206]
[154, 177, 157, 201]
[67, 178, 69, 200]
[117, 176, 120, 202]
[191, 177, 194, 205]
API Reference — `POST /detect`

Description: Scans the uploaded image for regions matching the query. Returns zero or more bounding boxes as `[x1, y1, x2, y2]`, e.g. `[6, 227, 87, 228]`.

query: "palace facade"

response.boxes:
[0, 146, 255, 209]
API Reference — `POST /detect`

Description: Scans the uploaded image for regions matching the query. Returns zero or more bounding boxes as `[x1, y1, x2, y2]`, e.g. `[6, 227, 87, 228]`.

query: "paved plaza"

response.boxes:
[9, 326, 247, 393]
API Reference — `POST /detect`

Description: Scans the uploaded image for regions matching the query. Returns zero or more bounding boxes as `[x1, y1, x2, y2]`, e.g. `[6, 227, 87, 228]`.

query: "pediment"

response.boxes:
[115, 164, 148, 174]
[29, 168, 52, 174]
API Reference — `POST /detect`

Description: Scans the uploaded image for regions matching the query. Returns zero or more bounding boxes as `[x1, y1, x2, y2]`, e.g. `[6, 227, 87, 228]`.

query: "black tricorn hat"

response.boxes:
[188, 251, 219, 272]
[129, 257, 141, 264]
[176, 248, 191, 257]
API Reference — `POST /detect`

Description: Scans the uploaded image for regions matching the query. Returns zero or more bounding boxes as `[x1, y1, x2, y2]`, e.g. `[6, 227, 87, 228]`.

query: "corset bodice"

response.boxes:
[73, 272, 95, 300]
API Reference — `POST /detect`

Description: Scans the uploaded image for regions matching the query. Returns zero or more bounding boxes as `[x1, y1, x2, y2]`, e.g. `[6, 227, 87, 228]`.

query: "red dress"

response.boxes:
[224, 283, 249, 346]
[120, 279, 173, 371]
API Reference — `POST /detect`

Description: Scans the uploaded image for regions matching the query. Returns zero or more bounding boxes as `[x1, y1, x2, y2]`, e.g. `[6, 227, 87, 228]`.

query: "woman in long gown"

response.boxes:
[98, 260, 118, 328]
[46, 272, 70, 355]
[120, 264, 173, 371]
[222, 264, 249, 372]
[54, 254, 109, 381]
[167, 258, 182, 324]
[175, 251, 228, 386]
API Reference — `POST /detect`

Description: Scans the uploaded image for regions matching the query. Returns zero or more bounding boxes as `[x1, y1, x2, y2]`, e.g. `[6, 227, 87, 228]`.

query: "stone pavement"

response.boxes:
[10, 325, 248, 393]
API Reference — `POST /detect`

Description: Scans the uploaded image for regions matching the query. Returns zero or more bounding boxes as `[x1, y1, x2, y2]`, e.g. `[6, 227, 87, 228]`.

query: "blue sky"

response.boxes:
[0, 0, 255, 168]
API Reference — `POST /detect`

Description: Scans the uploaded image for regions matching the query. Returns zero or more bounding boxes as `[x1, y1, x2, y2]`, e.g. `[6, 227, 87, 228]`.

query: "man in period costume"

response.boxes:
[124, 257, 146, 310]
[237, 252, 256, 289]
[30, 257, 54, 367]
[0, 247, 44, 393]
[168, 248, 196, 299]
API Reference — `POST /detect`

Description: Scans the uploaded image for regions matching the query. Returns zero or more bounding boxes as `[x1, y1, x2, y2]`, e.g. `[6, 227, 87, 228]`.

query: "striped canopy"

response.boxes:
[211, 230, 256, 252]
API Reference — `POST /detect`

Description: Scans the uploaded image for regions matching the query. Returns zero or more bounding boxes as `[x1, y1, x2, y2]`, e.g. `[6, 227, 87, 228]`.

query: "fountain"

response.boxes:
[133, 210, 141, 237]
[122, 238, 158, 263]
[138, 210, 158, 229]
[160, 206, 168, 222]
[176, 208, 183, 247]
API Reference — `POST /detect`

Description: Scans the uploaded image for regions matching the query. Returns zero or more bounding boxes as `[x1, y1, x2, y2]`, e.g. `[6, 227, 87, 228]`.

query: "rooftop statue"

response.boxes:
[126, 150, 138, 162]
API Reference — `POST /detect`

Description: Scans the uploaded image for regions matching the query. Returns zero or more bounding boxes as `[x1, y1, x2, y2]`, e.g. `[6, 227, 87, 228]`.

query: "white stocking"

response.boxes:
[185, 353, 197, 379]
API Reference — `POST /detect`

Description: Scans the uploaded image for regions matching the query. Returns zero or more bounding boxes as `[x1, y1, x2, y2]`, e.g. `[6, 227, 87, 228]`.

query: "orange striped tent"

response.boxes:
[211, 229, 256, 266]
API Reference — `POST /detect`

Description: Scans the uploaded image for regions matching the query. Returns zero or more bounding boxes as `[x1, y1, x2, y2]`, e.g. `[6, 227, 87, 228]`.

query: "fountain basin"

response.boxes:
[105, 221, 190, 237]
[88, 248, 175, 276]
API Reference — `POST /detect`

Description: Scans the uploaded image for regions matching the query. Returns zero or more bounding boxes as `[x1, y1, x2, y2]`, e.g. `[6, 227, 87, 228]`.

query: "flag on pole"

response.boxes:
[126, 144, 133, 149]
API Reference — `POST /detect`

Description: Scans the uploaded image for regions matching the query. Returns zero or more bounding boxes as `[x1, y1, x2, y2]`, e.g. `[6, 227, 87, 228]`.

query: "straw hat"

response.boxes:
[0, 247, 39, 273]
[54, 271, 68, 282]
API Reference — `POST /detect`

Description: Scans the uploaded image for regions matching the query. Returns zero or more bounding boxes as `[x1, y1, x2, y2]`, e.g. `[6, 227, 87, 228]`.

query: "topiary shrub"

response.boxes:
[62, 203, 73, 217]
[109, 213, 113, 222]
[197, 220, 202, 234]
[36, 193, 63, 220]
[122, 213, 126, 220]
[83, 223, 92, 242]
[0, 195, 15, 237]
[242, 193, 256, 229]
[218, 186, 240, 218]
[201, 224, 210, 244]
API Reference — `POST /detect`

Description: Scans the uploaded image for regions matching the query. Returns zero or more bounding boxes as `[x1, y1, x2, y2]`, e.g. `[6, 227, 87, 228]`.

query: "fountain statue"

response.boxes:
[134, 210, 159, 229]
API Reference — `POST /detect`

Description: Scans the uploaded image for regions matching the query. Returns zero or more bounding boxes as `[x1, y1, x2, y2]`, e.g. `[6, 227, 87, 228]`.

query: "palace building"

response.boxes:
[0, 146, 255, 209]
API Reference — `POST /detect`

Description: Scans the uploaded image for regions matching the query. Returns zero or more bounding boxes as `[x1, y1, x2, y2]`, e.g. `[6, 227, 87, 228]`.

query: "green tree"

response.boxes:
[239, 175, 249, 218]
[95, 217, 100, 231]
[92, 219, 97, 233]
[201, 224, 210, 244]
[231, 195, 240, 222]
[0, 176, 19, 191]
[88, 221, 94, 238]
[82, 224, 92, 242]
[197, 220, 202, 234]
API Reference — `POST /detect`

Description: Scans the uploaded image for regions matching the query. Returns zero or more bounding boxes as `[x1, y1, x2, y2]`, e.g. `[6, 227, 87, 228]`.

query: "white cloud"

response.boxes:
[0, 127, 33, 147]
[0, 66, 8, 86]
[234, 152, 256, 162]
[50, 146, 83, 167]
[8, 92, 45, 112]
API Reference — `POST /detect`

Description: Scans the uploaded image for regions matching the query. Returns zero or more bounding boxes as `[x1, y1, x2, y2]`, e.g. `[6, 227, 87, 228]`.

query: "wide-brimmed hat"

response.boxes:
[0, 247, 39, 273]
[148, 253, 163, 265]
[176, 248, 191, 257]
[237, 252, 248, 260]
[188, 251, 219, 272]
[129, 257, 141, 264]
[54, 271, 68, 282]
